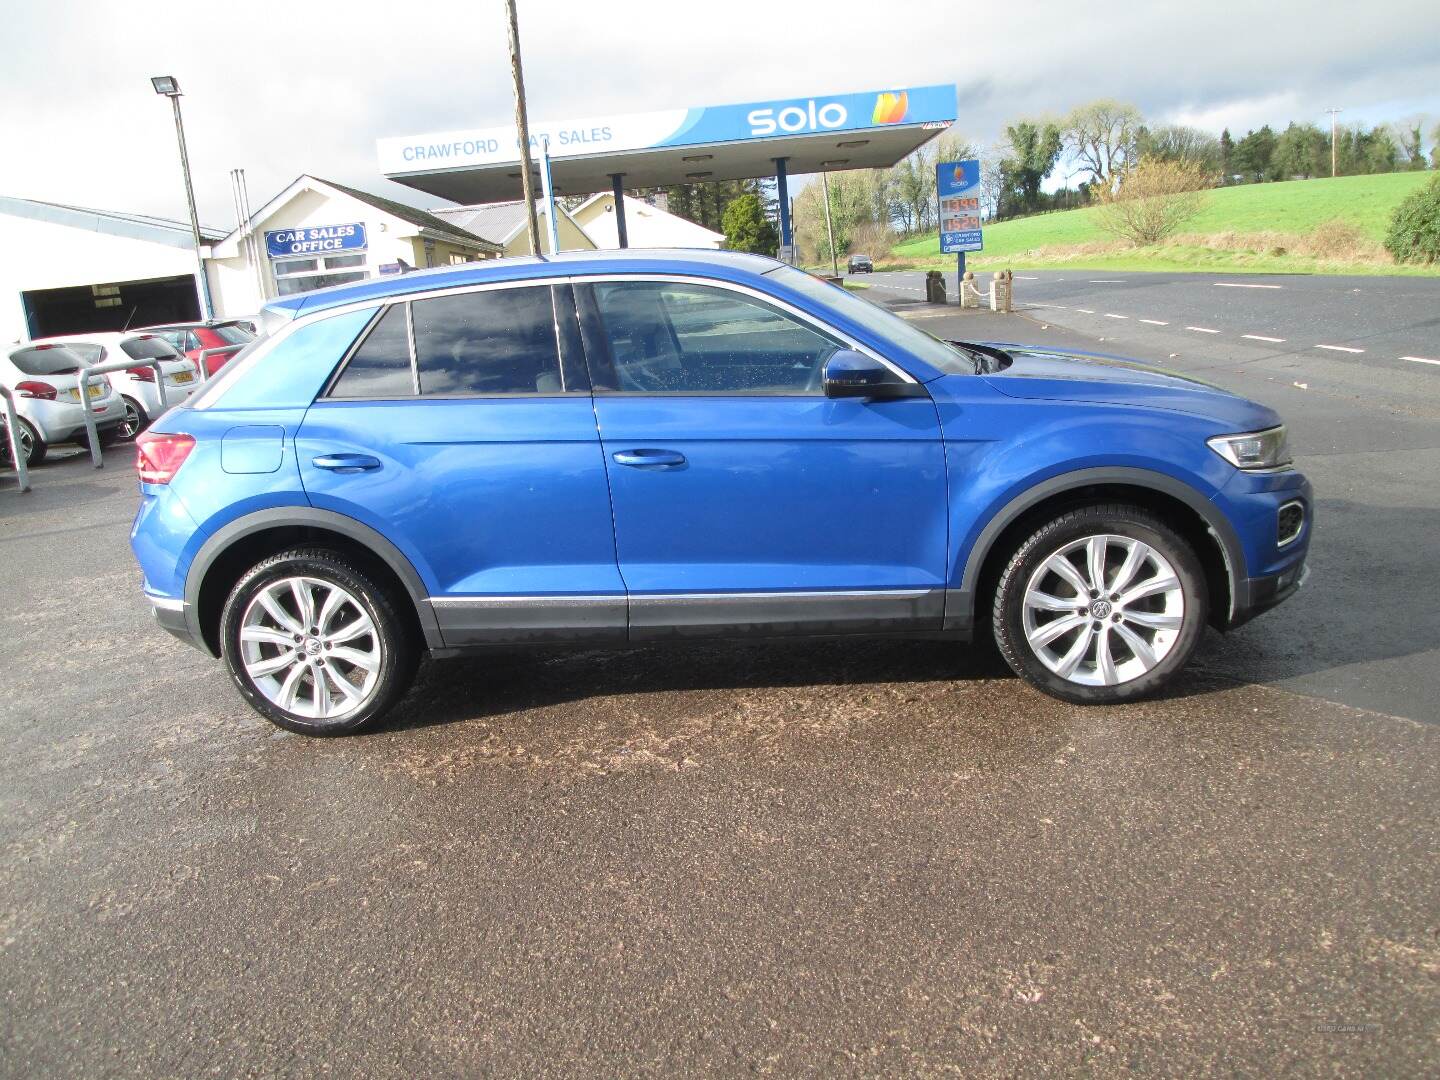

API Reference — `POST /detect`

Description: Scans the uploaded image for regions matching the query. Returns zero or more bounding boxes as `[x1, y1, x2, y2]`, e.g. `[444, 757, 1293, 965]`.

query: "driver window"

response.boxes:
[590, 281, 843, 394]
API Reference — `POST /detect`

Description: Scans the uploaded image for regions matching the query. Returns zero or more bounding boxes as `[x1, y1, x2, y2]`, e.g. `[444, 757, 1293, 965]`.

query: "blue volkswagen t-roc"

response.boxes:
[131, 250, 1310, 734]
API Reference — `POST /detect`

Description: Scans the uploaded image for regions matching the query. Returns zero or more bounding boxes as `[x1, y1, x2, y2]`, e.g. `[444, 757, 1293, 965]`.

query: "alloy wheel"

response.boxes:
[119, 400, 143, 440]
[239, 576, 382, 720]
[1020, 533, 1185, 687]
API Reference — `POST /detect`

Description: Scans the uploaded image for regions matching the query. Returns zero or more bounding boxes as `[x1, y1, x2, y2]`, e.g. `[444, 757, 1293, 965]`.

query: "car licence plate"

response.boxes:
[172, 371, 194, 385]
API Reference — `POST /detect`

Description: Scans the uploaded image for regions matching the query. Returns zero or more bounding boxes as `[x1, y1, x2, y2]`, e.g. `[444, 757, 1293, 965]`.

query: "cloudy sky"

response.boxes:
[5, 0, 1438, 228]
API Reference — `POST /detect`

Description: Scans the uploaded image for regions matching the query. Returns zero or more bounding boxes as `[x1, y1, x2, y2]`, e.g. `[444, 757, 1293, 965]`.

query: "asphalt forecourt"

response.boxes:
[864, 269, 1440, 374]
[2, 327, 1437, 1074]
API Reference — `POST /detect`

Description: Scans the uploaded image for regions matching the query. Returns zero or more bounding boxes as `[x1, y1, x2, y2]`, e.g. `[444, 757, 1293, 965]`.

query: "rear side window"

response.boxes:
[329, 306, 413, 399]
[121, 336, 181, 361]
[413, 286, 561, 395]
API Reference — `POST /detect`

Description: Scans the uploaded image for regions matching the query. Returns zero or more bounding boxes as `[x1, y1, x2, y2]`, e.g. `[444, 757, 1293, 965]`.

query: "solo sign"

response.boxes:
[265, 223, 367, 259]
[937, 160, 983, 253]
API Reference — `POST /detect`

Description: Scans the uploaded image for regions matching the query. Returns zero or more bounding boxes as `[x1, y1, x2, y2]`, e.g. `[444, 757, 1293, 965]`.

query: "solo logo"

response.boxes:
[748, 99, 848, 136]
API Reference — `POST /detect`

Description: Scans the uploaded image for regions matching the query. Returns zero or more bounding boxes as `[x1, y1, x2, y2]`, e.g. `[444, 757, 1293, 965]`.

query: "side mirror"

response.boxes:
[822, 349, 917, 400]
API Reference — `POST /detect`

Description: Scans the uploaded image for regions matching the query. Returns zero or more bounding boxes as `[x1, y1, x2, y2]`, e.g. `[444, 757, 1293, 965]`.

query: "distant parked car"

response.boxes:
[34, 332, 200, 440]
[847, 254, 873, 273]
[142, 320, 255, 378]
[1, 343, 124, 466]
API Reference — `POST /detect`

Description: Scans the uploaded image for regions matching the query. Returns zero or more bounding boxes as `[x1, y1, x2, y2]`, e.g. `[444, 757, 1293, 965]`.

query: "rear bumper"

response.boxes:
[145, 593, 206, 650]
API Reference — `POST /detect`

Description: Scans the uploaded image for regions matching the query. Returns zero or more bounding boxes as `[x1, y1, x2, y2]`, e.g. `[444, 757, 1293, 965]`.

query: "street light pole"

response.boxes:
[1325, 107, 1343, 178]
[504, 0, 542, 256]
[151, 76, 213, 320]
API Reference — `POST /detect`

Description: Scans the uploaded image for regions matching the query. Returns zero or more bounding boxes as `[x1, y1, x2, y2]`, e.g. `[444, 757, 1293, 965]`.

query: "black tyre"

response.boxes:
[2, 418, 46, 467]
[992, 504, 1208, 705]
[117, 397, 148, 441]
[219, 548, 419, 735]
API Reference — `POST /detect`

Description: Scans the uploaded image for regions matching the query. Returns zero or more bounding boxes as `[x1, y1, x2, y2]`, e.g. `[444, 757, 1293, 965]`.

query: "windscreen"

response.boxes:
[214, 324, 254, 345]
[9, 346, 86, 375]
[767, 265, 976, 376]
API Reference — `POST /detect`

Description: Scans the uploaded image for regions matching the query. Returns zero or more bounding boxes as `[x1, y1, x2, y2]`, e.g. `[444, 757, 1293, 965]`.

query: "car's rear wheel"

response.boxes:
[117, 397, 147, 441]
[992, 504, 1207, 704]
[219, 549, 418, 735]
[2, 417, 45, 467]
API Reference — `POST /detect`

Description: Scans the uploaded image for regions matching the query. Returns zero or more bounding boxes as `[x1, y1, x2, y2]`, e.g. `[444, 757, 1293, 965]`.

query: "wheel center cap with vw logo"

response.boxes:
[305, 638, 323, 655]
[1090, 599, 1113, 619]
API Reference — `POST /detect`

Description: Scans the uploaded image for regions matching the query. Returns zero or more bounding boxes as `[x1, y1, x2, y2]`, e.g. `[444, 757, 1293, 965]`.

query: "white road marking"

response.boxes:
[1216, 282, 1283, 289]
[1104, 313, 1129, 319]
[1088, 279, 1124, 283]
[1139, 319, 1169, 325]
[1402, 356, 1440, 366]
[1075, 308, 1096, 314]
[1014, 275, 1039, 279]
[1316, 344, 1364, 354]
[1185, 326, 1221, 334]
[1242, 334, 1286, 343]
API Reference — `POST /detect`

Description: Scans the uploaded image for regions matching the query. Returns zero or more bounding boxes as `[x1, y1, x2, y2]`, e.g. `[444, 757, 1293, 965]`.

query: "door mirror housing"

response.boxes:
[822, 350, 916, 400]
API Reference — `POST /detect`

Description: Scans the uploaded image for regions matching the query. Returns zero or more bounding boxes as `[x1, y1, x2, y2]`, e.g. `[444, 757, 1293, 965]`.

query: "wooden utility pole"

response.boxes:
[1326, 107, 1343, 178]
[505, 0, 541, 255]
[821, 170, 838, 277]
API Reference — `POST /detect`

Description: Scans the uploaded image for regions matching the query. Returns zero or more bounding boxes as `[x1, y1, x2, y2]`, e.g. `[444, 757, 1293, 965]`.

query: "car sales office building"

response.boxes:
[0, 176, 502, 345]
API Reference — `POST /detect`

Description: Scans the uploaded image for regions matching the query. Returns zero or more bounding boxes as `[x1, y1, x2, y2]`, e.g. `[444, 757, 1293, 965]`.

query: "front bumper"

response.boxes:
[1217, 466, 1313, 629]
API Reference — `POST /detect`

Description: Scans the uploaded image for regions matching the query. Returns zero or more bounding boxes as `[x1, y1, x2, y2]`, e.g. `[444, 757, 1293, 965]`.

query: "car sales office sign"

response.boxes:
[264, 223, 367, 259]
[937, 160, 983, 253]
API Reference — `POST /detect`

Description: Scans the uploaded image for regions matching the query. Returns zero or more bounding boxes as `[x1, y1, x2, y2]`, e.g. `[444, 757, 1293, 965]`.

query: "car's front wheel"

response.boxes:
[219, 549, 418, 734]
[992, 505, 1207, 704]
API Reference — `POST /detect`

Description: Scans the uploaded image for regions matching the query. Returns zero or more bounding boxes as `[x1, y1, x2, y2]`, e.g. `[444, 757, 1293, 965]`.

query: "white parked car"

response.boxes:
[1, 343, 125, 466]
[32, 332, 201, 439]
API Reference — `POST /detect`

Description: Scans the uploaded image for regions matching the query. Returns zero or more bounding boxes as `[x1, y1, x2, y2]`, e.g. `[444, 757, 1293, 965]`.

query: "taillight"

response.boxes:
[15, 380, 57, 400]
[135, 431, 195, 485]
[127, 365, 157, 382]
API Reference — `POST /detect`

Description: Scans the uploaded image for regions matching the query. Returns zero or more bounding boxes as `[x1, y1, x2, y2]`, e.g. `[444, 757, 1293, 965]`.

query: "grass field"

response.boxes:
[884, 171, 1438, 275]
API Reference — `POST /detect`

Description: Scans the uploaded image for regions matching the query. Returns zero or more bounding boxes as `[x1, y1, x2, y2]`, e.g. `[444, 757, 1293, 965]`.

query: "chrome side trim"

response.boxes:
[264, 273, 918, 385]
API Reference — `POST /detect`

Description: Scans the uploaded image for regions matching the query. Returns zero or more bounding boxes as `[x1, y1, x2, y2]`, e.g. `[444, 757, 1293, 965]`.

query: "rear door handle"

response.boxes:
[612, 449, 687, 469]
[312, 453, 381, 473]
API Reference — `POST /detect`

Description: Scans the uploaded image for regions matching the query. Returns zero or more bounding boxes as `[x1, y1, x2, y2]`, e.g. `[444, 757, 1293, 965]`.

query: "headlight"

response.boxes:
[1207, 426, 1291, 470]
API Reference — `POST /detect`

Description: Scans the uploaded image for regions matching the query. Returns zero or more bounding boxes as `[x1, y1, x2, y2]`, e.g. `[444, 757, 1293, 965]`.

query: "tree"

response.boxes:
[1394, 120, 1427, 170]
[1065, 99, 1144, 190]
[1232, 126, 1278, 183]
[720, 193, 778, 255]
[1432, 122, 1440, 169]
[1384, 173, 1440, 264]
[1135, 124, 1222, 172]
[1272, 122, 1328, 179]
[1219, 128, 1236, 182]
[1095, 157, 1214, 245]
[1000, 119, 1063, 215]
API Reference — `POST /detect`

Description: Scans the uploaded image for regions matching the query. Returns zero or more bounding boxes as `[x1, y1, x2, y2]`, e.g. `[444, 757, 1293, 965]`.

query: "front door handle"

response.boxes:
[612, 448, 687, 469]
[312, 453, 381, 473]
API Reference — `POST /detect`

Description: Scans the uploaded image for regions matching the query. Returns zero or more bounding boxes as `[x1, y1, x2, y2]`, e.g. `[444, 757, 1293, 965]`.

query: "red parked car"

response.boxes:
[140, 320, 255, 378]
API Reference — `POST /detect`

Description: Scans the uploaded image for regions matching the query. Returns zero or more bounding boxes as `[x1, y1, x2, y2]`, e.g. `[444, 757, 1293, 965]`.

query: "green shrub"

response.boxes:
[1384, 174, 1440, 264]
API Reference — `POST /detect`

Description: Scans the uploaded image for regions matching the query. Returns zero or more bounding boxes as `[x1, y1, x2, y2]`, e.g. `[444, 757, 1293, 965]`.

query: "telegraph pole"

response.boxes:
[1325, 107, 1343, 178]
[505, 0, 542, 255]
[821, 170, 838, 277]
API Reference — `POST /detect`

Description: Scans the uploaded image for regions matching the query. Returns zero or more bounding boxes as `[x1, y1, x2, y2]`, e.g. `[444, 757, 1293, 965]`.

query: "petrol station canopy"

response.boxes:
[378, 84, 957, 204]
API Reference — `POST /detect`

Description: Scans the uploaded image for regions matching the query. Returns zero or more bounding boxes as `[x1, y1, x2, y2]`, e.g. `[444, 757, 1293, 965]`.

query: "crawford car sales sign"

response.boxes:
[265, 223, 367, 259]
